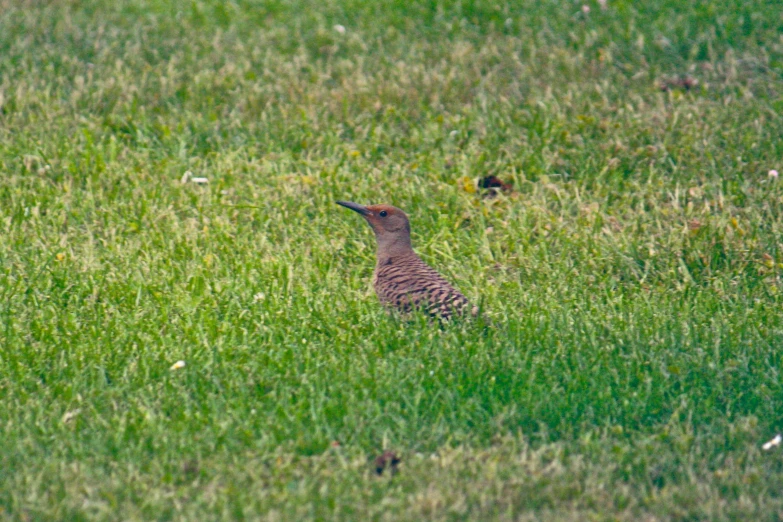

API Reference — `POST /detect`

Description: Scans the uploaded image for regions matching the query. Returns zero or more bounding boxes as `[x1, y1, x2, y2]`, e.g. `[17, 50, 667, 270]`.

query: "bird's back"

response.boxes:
[373, 251, 477, 319]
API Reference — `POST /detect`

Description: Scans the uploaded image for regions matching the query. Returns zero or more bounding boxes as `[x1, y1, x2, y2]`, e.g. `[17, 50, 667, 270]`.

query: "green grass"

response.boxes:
[1, 0, 783, 519]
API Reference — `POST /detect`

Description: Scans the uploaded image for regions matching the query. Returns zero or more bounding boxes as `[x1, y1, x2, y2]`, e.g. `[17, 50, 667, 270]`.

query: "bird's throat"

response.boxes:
[374, 234, 413, 261]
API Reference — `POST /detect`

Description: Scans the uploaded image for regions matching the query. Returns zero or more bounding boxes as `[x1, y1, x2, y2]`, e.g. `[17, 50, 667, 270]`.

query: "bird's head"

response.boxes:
[336, 201, 412, 254]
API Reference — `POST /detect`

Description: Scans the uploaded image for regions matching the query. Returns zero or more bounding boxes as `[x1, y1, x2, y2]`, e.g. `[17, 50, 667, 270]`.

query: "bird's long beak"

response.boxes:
[336, 200, 371, 216]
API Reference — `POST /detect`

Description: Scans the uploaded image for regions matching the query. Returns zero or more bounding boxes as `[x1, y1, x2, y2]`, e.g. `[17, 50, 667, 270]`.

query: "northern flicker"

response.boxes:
[336, 201, 479, 320]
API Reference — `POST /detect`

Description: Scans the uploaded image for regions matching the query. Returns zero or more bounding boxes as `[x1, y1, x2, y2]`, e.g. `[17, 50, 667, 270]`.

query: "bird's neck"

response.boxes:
[375, 234, 414, 265]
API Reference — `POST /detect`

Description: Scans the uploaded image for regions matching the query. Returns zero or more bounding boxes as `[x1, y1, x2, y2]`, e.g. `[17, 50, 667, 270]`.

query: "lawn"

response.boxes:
[1, 0, 782, 519]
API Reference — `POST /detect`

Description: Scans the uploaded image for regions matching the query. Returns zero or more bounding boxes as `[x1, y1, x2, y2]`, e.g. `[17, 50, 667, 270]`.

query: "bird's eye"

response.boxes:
[379, 210, 388, 217]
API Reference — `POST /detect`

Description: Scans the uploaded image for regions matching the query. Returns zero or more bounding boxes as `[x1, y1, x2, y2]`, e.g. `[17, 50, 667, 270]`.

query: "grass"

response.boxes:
[1, 0, 782, 519]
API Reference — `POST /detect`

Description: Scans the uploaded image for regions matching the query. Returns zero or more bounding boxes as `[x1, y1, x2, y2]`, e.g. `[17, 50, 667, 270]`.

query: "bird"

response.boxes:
[336, 201, 480, 320]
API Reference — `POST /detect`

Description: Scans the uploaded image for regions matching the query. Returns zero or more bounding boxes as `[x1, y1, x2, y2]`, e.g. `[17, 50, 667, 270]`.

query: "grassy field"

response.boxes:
[1, 0, 783, 519]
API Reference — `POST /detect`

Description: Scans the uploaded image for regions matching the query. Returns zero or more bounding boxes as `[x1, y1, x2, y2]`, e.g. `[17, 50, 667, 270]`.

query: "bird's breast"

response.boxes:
[372, 255, 471, 318]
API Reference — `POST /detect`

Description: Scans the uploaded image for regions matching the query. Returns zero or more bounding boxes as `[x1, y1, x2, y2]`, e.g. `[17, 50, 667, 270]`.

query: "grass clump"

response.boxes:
[1, 0, 782, 519]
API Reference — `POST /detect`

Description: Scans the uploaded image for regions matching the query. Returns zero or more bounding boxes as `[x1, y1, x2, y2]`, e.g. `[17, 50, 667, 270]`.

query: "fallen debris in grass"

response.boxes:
[62, 409, 81, 424]
[374, 451, 401, 476]
[182, 460, 200, 476]
[478, 175, 513, 198]
[170, 360, 186, 371]
[658, 75, 698, 92]
[762, 434, 781, 450]
[181, 171, 209, 184]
